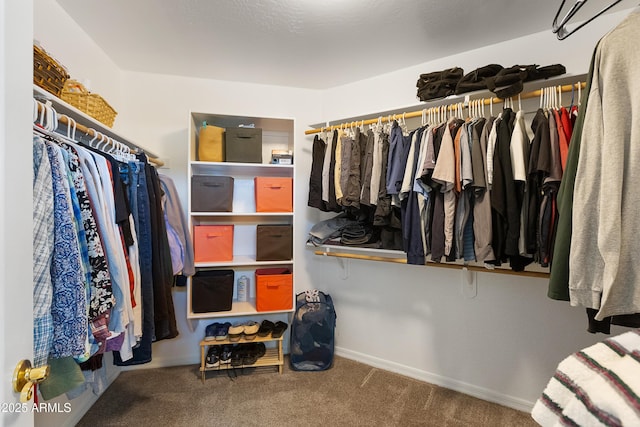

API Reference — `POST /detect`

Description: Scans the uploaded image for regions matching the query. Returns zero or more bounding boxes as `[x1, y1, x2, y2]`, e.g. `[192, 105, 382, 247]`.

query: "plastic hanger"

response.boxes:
[552, 0, 623, 40]
[88, 129, 100, 148]
[65, 116, 77, 141]
[557, 85, 563, 108]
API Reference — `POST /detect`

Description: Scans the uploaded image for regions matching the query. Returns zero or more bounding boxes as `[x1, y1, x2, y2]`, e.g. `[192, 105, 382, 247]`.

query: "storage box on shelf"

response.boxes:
[187, 112, 295, 322]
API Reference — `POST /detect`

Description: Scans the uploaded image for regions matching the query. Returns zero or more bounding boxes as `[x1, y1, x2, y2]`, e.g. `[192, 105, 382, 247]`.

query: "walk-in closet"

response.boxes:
[2, 1, 640, 426]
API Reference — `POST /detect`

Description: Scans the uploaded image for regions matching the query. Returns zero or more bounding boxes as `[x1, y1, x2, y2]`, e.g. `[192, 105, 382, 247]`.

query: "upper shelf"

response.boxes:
[190, 161, 294, 176]
[308, 73, 588, 131]
[33, 84, 160, 159]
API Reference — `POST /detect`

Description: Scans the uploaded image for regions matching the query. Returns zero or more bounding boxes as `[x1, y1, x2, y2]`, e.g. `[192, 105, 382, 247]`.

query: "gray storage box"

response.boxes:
[191, 175, 234, 212]
[225, 127, 262, 163]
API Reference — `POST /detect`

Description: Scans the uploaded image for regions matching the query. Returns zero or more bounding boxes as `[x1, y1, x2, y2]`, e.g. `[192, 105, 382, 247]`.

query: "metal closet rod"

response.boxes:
[305, 81, 586, 135]
[314, 250, 550, 279]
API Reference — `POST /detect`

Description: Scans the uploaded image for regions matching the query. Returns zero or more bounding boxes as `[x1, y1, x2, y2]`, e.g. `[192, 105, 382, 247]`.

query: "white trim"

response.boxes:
[335, 346, 535, 413]
[39, 370, 120, 427]
[119, 354, 200, 371]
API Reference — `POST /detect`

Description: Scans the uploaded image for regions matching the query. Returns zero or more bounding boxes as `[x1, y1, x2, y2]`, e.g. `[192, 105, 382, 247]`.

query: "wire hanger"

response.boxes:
[552, 0, 623, 40]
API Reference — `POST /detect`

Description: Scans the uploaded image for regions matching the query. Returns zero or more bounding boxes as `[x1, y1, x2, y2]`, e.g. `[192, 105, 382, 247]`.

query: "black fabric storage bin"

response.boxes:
[256, 224, 293, 261]
[225, 127, 262, 163]
[191, 175, 234, 212]
[191, 269, 234, 313]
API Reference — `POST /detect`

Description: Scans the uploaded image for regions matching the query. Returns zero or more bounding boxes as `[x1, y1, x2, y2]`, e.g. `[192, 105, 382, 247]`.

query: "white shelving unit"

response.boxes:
[187, 112, 295, 320]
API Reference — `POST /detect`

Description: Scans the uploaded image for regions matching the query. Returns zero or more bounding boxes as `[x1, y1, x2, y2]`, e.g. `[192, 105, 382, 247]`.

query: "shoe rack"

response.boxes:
[198, 334, 284, 383]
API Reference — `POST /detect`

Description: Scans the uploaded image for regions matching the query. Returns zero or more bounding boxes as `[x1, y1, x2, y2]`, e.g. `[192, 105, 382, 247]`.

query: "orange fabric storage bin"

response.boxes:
[193, 225, 233, 262]
[255, 177, 293, 212]
[255, 268, 293, 312]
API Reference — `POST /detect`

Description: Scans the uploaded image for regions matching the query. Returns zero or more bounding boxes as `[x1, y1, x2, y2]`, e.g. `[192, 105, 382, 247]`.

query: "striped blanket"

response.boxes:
[532, 329, 640, 426]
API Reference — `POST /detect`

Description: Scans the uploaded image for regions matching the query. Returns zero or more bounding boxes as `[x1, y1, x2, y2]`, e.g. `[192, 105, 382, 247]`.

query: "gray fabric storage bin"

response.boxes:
[225, 127, 262, 163]
[191, 175, 234, 212]
[256, 224, 293, 261]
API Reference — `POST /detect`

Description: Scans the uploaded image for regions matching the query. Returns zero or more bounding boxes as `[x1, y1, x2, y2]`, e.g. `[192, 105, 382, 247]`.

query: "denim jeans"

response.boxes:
[113, 161, 155, 365]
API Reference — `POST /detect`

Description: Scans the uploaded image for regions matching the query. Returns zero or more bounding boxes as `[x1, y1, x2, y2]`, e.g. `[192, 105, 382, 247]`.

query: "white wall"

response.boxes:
[307, 7, 636, 411]
[33, 0, 124, 129]
[320, 8, 633, 122]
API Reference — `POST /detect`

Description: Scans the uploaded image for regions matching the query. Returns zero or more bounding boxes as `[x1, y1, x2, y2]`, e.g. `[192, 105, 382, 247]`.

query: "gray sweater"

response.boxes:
[570, 8, 640, 320]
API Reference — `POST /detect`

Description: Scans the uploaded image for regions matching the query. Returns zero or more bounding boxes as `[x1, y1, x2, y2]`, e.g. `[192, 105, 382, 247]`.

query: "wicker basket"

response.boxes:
[33, 44, 69, 97]
[61, 80, 118, 127]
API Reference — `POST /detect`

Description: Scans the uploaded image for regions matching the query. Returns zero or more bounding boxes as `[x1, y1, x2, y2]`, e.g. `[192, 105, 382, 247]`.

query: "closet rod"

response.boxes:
[55, 114, 164, 167]
[314, 250, 550, 279]
[35, 101, 164, 167]
[305, 81, 586, 135]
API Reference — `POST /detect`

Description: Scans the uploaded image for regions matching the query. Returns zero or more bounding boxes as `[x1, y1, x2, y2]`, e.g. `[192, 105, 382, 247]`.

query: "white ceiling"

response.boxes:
[55, 0, 633, 90]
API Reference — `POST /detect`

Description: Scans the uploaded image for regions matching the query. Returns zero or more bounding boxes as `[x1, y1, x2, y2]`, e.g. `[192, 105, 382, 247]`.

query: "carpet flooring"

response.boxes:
[77, 356, 538, 426]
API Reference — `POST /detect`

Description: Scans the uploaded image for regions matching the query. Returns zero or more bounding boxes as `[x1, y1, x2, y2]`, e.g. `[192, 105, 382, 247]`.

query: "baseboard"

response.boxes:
[41, 369, 120, 427]
[119, 354, 200, 371]
[335, 346, 535, 413]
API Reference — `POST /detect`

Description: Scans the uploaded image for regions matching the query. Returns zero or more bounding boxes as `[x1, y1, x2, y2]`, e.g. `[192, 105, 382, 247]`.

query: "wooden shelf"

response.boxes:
[199, 335, 284, 382]
[199, 333, 284, 347]
[188, 299, 293, 319]
[190, 161, 293, 177]
[194, 257, 292, 268]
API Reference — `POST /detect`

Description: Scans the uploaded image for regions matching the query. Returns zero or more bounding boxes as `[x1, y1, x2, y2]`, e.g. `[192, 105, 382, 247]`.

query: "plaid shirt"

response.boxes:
[33, 137, 55, 368]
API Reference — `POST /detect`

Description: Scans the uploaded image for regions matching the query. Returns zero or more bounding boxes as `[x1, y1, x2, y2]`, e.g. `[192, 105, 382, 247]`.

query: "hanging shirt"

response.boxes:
[33, 136, 55, 368]
[486, 113, 502, 189]
[333, 129, 344, 203]
[308, 135, 326, 210]
[509, 110, 530, 257]
[45, 141, 87, 359]
[386, 121, 408, 197]
[321, 131, 334, 205]
[369, 129, 383, 206]
[570, 9, 640, 320]
[341, 131, 361, 209]
[472, 117, 495, 263]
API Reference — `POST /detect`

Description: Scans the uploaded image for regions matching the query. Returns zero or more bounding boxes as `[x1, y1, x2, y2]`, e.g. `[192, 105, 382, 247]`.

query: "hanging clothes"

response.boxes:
[308, 134, 326, 210]
[32, 104, 180, 397]
[33, 137, 55, 369]
[568, 9, 640, 321]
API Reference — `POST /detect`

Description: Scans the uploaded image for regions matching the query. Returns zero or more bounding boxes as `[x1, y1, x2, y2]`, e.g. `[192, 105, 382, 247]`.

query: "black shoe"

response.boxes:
[205, 346, 220, 368]
[231, 345, 244, 367]
[241, 343, 258, 365]
[271, 321, 288, 338]
[258, 320, 275, 337]
[254, 342, 266, 358]
[219, 345, 233, 364]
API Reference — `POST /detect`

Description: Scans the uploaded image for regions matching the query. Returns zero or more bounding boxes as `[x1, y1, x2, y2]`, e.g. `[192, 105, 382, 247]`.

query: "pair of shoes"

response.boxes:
[204, 322, 220, 341]
[258, 320, 274, 337]
[228, 321, 260, 341]
[215, 322, 232, 341]
[204, 322, 232, 341]
[219, 345, 232, 364]
[228, 323, 244, 342]
[205, 346, 220, 368]
[243, 321, 259, 340]
[271, 321, 288, 338]
[230, 343, 266, 366]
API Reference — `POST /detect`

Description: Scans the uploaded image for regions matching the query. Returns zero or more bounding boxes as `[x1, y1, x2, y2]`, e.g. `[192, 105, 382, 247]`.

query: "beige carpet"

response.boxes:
[77, 356, 538, 426]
